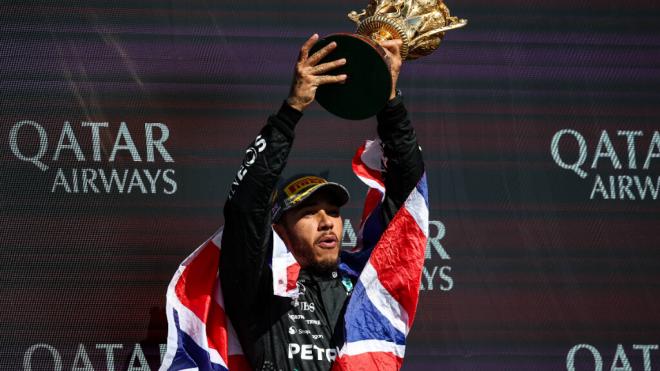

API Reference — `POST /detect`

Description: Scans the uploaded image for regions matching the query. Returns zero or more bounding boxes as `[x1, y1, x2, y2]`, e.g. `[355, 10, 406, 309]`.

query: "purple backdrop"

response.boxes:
[2, 0, 660, 370]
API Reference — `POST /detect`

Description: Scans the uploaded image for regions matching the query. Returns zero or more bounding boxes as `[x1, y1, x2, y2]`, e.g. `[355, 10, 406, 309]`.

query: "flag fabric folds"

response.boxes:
[160, 140, 429, 371]
[333, 140, 429, 370]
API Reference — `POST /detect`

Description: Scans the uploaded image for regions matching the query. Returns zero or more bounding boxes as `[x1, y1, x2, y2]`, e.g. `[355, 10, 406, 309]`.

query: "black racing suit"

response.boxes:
[220, 96, 424, 371]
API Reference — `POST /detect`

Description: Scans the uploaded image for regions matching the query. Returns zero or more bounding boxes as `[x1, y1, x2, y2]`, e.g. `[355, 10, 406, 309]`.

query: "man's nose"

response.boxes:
[317, 210, 334, 229]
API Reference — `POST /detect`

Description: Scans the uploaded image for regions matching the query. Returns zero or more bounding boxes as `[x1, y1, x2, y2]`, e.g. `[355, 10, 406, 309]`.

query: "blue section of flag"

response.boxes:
[416, 173, 429, 208]
[344, 280, 406, 346]
[170, 309, 228, 371]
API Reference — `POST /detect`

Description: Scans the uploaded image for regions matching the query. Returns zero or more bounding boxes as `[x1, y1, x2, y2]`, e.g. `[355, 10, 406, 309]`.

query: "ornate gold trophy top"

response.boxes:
[310, 0, 467, 120]
[348, 0, 468, 60]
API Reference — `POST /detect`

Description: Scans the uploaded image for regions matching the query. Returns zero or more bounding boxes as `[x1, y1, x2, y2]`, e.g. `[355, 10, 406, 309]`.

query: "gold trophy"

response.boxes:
[311, 0, 467, 120]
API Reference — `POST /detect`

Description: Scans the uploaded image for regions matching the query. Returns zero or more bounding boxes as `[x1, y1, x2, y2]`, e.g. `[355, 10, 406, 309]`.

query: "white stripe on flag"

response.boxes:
[340, 339, 406, 358]
[357, 140, 386, 193]
[403, 188, 429, 238]
[361, 140, 383, 171]
[271, 230, 299, 298]
[211, 228, 223, 248]
[359, 262, 410, 336]
[226, 315, 243, 356]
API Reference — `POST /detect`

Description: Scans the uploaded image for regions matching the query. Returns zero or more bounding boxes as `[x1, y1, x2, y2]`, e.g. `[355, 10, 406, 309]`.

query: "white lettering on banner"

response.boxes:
[421, 220, 454, 292]
[618, 131, 643, 169]
[9, 120, 49, 171]
[53, 122, 85, 162]
[8, 121, 177, 195]
[23, 343, 159, 371]
[96, 344, 123, 371]
[71, 344, 94, 371]
[342, 219, 357, 247]
[127, 344, 150, 371]
[591, 130, 622, 171]
[110, 122, 142, 162]
[145, 123, 173, 162]
[26, 342, 659, 370]
[420, 265, 453, 291]
[81, 122, 109, 161]
[551, 129, 589, 178]
[551, 129, 660, 200]
[611, 344, 633, 371]
[426, 220, 449, 260]
[23, 344, 63, 371]
[566, 344, 603, 371]
[566, 344, 659, 371]
[287, 344, 337, 362]
[590, 175, 660, 200]
[633, 345, 659, 371]
[50, 168, 177, 195]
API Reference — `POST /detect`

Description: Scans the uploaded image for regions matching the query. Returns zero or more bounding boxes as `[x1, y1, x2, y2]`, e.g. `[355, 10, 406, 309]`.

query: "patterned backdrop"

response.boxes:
[2, 0, 660, 370]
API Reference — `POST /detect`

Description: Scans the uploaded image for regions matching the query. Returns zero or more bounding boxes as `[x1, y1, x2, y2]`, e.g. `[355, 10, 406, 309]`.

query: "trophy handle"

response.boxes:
[348, 10, 367, 25]
[434, 18, 468, 33]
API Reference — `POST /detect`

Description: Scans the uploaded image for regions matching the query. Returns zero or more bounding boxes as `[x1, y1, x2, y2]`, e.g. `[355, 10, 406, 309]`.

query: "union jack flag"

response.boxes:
[160, 140, 428, 371]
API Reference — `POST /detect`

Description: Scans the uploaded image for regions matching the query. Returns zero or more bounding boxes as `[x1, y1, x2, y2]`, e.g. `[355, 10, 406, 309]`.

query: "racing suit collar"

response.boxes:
[298, 268, 340, 282]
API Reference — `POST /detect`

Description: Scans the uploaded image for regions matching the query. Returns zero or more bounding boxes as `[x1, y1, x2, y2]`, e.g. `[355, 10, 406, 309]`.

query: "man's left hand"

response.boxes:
[378, 39, 403, 100]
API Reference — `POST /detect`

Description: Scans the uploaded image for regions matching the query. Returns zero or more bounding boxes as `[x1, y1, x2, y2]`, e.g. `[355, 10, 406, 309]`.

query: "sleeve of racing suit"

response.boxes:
[220, 101, 302, 318]
[376, 94, 425, 225]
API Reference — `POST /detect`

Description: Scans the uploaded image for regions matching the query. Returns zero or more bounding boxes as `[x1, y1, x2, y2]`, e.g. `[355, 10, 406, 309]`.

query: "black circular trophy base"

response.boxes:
[310, 34, 392, 121]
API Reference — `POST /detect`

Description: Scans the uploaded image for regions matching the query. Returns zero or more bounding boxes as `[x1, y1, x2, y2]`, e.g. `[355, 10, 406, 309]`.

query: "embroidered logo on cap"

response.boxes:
[284, 176, 326, 197]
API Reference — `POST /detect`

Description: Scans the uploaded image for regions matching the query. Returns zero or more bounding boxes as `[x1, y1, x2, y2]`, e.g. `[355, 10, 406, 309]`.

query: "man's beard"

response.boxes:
[285, 231, 341, 275]
[306, 256, 339, 275]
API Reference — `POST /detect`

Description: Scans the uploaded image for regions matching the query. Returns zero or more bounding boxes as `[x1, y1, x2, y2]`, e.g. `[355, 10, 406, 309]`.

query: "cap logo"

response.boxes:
[284, 176, 326, 197]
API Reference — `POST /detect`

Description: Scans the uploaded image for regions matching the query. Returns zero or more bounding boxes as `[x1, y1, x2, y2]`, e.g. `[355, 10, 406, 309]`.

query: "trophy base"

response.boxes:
[310, 34, 392, 120]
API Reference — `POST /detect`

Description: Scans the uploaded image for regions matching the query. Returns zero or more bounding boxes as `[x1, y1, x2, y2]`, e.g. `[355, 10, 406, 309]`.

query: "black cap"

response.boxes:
[272, 174, 350, 222]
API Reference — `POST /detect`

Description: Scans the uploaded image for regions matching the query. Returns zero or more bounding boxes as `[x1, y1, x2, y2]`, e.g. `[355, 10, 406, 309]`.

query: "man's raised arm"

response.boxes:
[219, 33, 347, 330]
[376, 39, 425, 224]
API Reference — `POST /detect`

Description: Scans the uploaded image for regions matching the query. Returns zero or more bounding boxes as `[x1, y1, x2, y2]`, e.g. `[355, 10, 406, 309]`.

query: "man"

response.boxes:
[219, 33, 424, 370]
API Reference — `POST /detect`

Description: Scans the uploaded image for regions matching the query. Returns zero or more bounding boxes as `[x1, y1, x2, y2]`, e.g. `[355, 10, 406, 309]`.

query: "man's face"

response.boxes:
[274, 192, 343, 274]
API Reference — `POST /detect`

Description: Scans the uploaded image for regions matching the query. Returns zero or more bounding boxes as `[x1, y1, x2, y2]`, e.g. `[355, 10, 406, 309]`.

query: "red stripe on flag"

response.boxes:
[175, 240, 218, 321]
[174, 240, 228, 357]
[352, 144, 385, 189]
[368, 208, 426, 327]
[286, 262, 301, 292]
[360, 188, 383, 228]
[206, 287, 229, 360]
[332, 351, 403, 371]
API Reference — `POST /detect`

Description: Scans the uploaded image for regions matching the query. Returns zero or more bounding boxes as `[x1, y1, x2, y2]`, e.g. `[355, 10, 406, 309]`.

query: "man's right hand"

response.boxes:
[286, 34, 347, 112]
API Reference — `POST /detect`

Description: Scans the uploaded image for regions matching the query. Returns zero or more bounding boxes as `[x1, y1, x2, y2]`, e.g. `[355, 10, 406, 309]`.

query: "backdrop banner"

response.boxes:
[2, 1, 660, 370]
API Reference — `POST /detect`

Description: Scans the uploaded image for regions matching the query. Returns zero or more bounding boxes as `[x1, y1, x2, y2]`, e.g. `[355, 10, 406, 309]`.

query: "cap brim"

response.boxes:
[283, 182, 350, 213]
